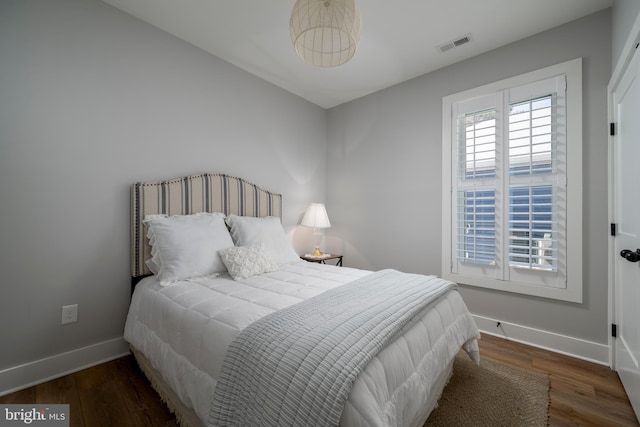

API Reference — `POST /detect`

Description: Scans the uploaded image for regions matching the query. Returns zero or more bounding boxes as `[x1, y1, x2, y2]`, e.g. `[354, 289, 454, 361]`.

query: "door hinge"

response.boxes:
[611, 223, 617, 236]
[612, 323, 617, 338]
[610, 122, 615, 136]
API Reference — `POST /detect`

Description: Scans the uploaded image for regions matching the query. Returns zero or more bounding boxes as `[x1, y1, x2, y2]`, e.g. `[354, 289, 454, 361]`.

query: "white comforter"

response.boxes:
[124, 261, 479, 427]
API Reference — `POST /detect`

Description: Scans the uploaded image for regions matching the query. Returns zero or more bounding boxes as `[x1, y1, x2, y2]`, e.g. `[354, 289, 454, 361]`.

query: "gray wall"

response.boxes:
[327, 10, 612, 344]
[0, 0, 327, 371]
[612, 0, 640, 70]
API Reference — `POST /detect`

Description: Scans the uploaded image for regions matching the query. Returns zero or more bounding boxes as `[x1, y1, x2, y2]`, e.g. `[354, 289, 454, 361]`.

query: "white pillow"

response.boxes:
[219, 243, 279, 280]
[225, 215, 300, 264]
[144, 212, 234, 284]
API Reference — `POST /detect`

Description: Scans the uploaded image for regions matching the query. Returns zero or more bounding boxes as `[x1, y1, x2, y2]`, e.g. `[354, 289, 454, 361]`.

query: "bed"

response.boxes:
[124, 173, 480, 427]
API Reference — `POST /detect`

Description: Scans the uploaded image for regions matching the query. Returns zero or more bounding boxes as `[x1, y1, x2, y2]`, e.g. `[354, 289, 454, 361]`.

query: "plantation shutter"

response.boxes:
[451, 75, 567, 288]
[452, 93, 503, 281]
[507, 75, 567, 288]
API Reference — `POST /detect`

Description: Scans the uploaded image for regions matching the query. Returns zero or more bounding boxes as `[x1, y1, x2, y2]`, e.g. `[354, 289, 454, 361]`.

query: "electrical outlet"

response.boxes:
[61, 304, 78, 325]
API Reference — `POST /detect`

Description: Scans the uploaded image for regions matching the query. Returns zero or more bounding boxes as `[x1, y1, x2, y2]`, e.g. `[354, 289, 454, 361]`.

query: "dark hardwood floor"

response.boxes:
[0, 354, 177, 427]
[479, 334, 639, 426]
[1, 333, 637, 426]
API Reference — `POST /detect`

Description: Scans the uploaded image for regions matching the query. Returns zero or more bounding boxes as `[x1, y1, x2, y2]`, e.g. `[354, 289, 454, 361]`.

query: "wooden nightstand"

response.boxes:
[300, 254, 343, 266]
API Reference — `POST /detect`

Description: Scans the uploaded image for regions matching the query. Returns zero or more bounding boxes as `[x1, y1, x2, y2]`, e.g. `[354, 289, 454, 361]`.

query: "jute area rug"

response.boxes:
[425, 352, 549, 427]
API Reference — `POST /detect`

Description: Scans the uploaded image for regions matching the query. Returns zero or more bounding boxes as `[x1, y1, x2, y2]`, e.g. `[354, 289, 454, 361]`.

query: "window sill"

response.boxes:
[443, 272, 582, 303]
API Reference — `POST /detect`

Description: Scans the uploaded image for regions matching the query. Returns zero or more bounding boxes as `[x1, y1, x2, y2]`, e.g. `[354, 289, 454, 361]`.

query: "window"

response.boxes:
[442, 58, 582, 302]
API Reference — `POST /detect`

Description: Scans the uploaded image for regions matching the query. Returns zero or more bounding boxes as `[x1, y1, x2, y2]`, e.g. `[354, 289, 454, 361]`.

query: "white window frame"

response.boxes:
[442, 58, 583, 303]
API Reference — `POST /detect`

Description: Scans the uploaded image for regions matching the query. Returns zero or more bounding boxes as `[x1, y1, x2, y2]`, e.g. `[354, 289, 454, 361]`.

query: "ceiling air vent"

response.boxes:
[438, 34, 471, 53]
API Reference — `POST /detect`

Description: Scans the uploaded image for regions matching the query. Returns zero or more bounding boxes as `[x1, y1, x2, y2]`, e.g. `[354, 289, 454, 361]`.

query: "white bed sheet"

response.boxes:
[124, 261, 479, 426]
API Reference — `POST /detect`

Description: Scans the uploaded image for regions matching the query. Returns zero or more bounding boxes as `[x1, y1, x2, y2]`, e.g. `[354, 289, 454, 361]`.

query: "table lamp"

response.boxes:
[301, 203, 331, 257]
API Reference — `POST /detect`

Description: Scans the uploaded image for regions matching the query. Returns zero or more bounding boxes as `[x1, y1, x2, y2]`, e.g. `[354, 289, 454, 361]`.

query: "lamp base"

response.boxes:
[311, 246, 324, 257]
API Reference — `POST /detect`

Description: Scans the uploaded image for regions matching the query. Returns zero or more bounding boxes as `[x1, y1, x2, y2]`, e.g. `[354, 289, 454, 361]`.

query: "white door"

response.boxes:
[613, 45, 640, 421]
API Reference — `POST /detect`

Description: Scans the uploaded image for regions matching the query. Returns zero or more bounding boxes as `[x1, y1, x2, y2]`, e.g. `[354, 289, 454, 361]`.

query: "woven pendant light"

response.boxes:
[290, 0, 362, 67]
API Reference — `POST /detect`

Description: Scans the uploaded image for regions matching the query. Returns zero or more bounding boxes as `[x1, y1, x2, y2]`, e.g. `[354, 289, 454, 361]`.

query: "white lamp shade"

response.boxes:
[301, 203, 331, 228]
[290, 0, 362, 67]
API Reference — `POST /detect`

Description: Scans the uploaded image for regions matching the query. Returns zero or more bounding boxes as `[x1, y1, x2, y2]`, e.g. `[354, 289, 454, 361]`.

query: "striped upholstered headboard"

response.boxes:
[131, 173, 282, 278]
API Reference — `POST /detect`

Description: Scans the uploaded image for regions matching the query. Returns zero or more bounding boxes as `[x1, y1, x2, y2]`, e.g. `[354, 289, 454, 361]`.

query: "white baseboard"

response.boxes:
[0, 337, 130, 397]
[473, 314, 610, 366]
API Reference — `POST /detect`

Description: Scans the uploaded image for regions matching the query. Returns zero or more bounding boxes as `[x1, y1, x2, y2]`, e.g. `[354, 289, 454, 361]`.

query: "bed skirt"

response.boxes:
[130, 346, 204, 427]
[130, 344, 455, 427]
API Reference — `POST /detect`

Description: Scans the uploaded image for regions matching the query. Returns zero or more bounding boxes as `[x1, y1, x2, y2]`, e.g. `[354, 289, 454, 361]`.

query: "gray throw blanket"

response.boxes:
[208, 269, 456, 427]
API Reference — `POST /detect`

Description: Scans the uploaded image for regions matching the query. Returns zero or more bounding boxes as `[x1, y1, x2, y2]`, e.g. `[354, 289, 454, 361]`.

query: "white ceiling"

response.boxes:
[102, 0, 613, 109]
